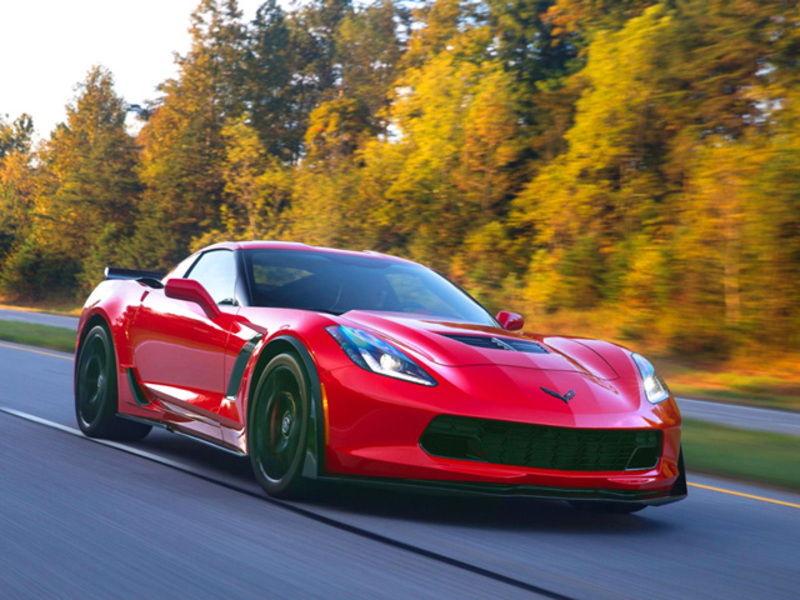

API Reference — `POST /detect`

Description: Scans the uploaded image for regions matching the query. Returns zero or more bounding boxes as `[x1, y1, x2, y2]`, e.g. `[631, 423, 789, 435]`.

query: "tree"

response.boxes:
[513, 5, 676, 310]
[277, 0, 353, 160]
[335, 0, 403, 119]
[130, 0, 247, 267]
[244, 0, 300, 160]
[1, 66, 140, 296]
[0, 120, 37, 264]
[194, 116, 292, 247]
[402, 0, 484, 67]
[487, 0, 576, 88]
[544, 0, 657, 43]
[0, 113, 34, 159]
[304, 96, 375, 161]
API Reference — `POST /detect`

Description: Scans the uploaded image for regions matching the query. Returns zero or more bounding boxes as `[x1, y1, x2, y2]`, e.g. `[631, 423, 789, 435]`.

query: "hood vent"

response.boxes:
[441, 334, 548, 354]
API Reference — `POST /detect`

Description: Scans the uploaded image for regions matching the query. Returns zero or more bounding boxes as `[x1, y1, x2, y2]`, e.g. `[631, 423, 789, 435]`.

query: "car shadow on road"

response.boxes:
[299, 482, 677, 535]
[135, 430, 676, 535]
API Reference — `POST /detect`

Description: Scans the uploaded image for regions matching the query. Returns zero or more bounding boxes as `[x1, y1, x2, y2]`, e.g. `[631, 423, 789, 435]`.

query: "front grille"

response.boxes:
[420, 416, 662, 471]
[441, 334, 548, 354]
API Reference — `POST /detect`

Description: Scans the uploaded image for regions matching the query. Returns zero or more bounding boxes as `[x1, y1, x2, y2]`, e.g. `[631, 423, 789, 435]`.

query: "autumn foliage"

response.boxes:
[1, 0, 799, 358]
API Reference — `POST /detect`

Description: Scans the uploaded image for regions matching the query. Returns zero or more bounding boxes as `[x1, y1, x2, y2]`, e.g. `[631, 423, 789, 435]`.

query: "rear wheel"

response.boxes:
[249, 352, 311, 499]
[75, 324, 151, 441]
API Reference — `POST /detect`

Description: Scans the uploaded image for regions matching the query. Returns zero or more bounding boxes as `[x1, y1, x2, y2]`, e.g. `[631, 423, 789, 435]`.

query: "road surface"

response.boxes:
[0, 307, 79, 330]
[677, 396, 800, 436]
[0, 340, 797, 599]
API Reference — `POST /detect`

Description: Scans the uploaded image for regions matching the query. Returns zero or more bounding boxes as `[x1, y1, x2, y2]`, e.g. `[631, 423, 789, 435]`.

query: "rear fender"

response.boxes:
[77, 279, 146, 367]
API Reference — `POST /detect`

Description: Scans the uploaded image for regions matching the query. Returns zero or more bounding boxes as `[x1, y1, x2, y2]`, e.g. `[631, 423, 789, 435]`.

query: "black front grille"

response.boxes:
[420, 416, 662, 471]
[442, 334, 548, 354]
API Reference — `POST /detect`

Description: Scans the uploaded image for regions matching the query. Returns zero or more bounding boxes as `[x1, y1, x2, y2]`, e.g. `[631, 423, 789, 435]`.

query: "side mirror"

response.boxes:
[496, 310, 524, 331]
[165, 278, 221, 319]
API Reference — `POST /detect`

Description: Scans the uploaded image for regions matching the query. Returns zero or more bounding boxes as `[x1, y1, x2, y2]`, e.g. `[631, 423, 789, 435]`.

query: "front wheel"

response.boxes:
[248, 352, 311, 499]
[75, 324, 151, 441]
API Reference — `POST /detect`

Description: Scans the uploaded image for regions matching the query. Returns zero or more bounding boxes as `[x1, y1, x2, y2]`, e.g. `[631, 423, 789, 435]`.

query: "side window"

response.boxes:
[166, 253, 201, 280]
[185, 250, 237, 304]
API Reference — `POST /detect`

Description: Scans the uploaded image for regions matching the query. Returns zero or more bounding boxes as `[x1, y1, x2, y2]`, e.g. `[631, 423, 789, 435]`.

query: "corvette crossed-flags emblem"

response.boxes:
[540, 386, 576, 404]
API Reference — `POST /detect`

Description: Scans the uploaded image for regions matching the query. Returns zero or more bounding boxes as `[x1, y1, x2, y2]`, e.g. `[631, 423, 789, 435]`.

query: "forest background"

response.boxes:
[1, 0, 798, 394]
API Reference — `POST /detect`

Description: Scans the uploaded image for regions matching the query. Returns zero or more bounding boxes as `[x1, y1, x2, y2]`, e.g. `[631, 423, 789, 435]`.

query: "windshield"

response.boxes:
[242, 249, 496, 326]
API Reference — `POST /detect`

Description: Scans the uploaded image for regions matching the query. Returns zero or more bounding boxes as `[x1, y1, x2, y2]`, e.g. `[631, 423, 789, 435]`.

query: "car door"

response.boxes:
[129, 249, 239, 428]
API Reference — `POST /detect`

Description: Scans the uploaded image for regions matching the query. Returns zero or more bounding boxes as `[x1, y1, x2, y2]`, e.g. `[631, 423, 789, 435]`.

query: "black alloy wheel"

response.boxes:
[74, 324, 150, 441]
[249, 352, 311, 499]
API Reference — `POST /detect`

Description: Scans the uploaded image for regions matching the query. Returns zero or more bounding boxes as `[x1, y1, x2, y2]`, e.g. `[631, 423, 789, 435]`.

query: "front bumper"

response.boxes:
[320, 363, 684, 502]
[317, 468, 688, 505]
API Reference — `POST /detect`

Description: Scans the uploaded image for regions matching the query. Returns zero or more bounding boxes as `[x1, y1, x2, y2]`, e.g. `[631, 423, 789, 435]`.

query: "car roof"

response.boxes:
[202, 240, 413, 264]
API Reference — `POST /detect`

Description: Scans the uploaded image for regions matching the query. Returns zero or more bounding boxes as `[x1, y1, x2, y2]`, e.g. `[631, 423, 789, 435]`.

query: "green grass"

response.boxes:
[683, 418, 800, 492]
[0, 319, 76, 353]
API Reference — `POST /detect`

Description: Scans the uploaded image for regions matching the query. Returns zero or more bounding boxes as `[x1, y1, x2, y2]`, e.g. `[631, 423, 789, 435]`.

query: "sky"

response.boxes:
[0, 0, 266, 140]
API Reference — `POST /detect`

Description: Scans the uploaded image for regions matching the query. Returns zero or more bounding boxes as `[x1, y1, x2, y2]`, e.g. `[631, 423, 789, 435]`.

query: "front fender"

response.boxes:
[240, 334, 326, 478]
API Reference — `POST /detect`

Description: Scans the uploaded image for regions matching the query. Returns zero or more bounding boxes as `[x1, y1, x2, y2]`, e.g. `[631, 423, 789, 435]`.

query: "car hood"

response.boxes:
[338, 311, 619, 380]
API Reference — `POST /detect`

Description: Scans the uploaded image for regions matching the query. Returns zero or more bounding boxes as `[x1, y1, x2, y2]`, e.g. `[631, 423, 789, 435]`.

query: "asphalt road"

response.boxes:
[0, 340, 798, 599]
[0, 307, 78, 330]
[678, 397, 800, 436]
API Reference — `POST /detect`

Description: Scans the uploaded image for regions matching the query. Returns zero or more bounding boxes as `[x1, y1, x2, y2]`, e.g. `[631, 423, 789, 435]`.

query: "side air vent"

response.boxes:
[126, 368, 150, 406]
[441, 334, 548, 354]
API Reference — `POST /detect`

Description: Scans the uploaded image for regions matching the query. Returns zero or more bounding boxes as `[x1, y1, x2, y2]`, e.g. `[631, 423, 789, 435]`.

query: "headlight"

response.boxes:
[326, 325, 436, 386]
[632, 353, 670, 404]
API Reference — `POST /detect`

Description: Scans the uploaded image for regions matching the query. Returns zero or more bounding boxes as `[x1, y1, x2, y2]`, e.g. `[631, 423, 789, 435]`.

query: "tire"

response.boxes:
[248, 352, 312, 499]
[75, 324, 151, 441]
[569, 501, 647, 514]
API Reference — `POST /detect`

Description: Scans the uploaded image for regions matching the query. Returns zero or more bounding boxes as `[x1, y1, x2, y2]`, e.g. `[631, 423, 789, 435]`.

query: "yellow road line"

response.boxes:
[0, 341, 73, 361]
[689, 482, 800, 509]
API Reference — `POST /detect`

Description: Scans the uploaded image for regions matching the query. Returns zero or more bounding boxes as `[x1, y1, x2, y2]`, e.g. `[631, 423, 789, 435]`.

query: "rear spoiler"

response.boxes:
[104, 267, 166, 282]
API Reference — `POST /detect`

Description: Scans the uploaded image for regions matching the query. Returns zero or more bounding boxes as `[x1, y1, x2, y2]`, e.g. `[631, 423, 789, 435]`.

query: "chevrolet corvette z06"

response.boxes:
[74, 241, 686, 512]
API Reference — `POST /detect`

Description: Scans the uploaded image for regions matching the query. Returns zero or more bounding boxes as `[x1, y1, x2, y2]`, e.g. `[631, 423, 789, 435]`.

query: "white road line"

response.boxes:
[0, 406, 195, 473]
[0, 405, 570, 599]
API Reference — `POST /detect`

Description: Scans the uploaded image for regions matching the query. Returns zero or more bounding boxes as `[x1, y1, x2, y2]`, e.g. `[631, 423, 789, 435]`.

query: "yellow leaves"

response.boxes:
[403, 0, 484, 67]
[565, 5, 672, 167]
[304, 97, 372, 162]
[215, 117, 292, 241]
[514, 4, 676, 251]
[457, 66, 526, 210]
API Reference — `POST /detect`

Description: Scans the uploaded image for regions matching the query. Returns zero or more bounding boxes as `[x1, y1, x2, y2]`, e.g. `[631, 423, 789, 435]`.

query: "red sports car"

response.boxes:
[74, 241, 686, 512]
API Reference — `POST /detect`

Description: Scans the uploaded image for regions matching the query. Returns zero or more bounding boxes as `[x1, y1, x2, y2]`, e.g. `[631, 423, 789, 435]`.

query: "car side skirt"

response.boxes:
[117, 413, 246, 457]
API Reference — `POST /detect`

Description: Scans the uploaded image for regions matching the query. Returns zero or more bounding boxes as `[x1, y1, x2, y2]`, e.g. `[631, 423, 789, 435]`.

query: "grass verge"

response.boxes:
[683, 418, 800, 492]
[0, 320, 76, 353]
